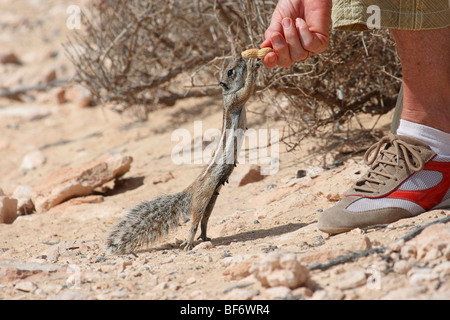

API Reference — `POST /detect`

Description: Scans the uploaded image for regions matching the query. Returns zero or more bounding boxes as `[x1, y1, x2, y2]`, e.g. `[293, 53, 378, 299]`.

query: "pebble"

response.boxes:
[65, 84, 93, 108]
[264, 286, 291, 299]
[358, 236, 372, 250]
[0, 196, 18, 224]
[249, 252, 310, 289]
[222, 288, 258, 300]
[230, 164, 266, 186]
[194, 241, 215, 250]
[223, 261, 251, 280]
[393, 260, 412, 274]
[20, 149, 46, 171]
[15, 281, 37, 293]
[0, 50, 20, 64]
[12, 185, 34, 215]
[335, 270, 367, 290]
[400, 244, 417, 260]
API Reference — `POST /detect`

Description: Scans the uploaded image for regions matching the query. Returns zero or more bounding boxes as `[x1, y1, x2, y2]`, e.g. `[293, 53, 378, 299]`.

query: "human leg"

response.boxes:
[318, 27, 450, 233]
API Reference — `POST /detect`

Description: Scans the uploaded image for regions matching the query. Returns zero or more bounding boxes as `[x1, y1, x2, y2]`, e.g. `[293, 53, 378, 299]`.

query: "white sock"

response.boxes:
[397, 119, 450, 160]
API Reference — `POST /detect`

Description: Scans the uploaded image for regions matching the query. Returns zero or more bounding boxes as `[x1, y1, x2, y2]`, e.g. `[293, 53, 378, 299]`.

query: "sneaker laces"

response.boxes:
[354, 133, 425, 193]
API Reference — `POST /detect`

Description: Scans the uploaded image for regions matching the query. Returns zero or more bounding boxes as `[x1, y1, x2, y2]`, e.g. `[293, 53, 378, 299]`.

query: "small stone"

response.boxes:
[388, 239, 404, 252]
[400, 244, 417, 260]
[155, 281, 169, 290]
[0, 196, 18, 224]
[432, 261, 450, 277]
[336, 270, 367, 290]
[413, 223, 450, 261]
[39, 87, 66, 105]
[20, 149, 46, 171]
[407, 268, 439, 285]
[291, 287, 313, 298]
[223, 261, 251, 280]
[393, 260, 412, 274]
[296, 170, 307, 178]
[15, 281, 37, 293]
[222, 288, 258, 300]
[358, 236, 372, 250]
[39, 245, 61, 262]
[306, 166, 324, 178]
[194, 241, 215, 250]
[65, 84, 93, 108]
[152, 171, 174, 184]
[266, 270, 299, 289]
[351, 228, 363, 235]
[249, 252, 310, 289]
[12, 185, 34, 215]
[0, 51, 20, 64]
[186, 277, 196, 285]
[42, 68, 57, 84]
[326, 193, 341, 202]
[264, 286, 291, 299]
[115, 259, 132, 272]
[110, 289, 129, 299]
[231, 164, 266, 187]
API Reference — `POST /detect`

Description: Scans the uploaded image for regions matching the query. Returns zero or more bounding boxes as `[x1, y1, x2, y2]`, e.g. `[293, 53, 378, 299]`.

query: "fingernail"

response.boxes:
[282, 17, 292, 29]
[296, 18, 305, 29]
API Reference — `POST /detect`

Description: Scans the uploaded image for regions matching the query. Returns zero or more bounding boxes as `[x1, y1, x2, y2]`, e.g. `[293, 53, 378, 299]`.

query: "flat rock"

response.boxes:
[335, 270, 367, 290]
[32, 153, 132, 212]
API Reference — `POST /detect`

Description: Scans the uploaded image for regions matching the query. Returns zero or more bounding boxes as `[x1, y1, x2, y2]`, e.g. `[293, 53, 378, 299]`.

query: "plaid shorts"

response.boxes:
[332, 0, 450, 30]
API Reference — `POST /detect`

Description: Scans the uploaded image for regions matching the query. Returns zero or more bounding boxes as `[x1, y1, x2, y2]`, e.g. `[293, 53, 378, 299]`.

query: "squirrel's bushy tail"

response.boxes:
[105, 191, 191, 254]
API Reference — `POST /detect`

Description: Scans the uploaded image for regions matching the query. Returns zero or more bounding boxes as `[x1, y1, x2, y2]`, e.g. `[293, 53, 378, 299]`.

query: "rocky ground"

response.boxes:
[0, 0, 449, 301]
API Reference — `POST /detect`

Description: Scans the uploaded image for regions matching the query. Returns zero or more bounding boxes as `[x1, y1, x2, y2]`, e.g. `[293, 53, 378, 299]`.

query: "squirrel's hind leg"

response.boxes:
[181, 206, 203, 251]
[197, 192, 219, 242]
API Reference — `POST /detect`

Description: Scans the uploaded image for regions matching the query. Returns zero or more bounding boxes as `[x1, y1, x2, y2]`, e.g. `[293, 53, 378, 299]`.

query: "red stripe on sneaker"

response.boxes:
[385, 160, 450, 210]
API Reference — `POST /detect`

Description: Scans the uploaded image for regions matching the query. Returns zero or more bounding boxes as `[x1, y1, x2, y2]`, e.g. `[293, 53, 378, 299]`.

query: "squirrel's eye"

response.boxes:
[227, 69, 234, 77]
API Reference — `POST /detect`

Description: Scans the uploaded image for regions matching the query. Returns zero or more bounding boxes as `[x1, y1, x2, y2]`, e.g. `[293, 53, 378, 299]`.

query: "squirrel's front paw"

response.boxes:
[246, 58, 256, 71]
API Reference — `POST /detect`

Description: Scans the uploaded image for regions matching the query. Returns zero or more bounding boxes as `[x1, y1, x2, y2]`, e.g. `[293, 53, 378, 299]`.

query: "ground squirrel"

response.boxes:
[105, 57, 259, 254]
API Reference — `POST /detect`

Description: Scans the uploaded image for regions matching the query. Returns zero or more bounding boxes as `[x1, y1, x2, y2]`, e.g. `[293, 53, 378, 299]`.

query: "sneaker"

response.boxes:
[318, 133, 450, 234]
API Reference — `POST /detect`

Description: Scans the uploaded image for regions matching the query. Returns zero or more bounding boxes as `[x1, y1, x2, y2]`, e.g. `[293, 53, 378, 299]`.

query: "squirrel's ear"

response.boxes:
[219, 82, 229, 90]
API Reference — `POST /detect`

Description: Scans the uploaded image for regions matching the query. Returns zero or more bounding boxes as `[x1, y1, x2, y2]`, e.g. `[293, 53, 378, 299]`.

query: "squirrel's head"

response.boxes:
[219, 57, 247, 94]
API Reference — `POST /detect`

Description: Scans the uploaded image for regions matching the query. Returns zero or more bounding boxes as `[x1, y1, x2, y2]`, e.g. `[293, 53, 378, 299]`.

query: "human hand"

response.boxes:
[261, 0, 332, 68]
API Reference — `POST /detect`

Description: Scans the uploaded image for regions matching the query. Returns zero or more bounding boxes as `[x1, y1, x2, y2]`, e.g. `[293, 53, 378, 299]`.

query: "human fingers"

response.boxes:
[282, 17, 309, 62]
[270, 32, 292, 68]
[263, 51, 278, 68]
[295, 17, 328, 54]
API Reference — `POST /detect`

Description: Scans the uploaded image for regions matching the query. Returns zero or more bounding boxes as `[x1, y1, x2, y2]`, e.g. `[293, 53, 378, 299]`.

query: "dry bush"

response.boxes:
[65, 0, 401, 149]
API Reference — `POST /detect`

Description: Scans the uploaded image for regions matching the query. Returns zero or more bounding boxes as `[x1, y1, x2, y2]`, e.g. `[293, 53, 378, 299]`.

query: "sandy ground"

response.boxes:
[0, 0, 448, 301]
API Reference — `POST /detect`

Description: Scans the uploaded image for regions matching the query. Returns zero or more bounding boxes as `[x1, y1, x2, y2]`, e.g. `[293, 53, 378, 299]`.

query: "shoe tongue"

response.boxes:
[371, 142, 398, 175]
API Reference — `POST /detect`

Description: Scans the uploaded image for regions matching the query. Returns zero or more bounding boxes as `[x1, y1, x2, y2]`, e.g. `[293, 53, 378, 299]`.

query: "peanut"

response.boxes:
[241, 47, 273, 60]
